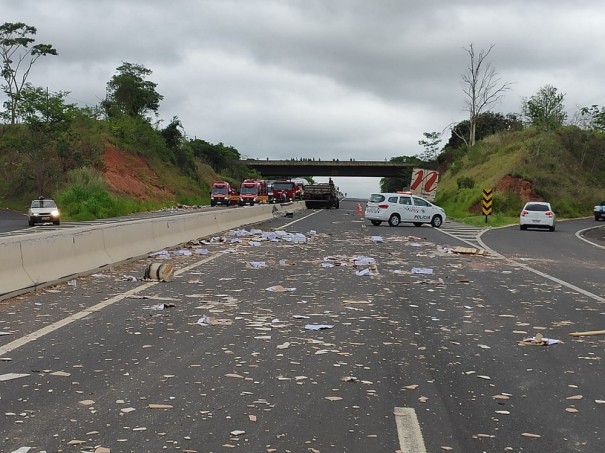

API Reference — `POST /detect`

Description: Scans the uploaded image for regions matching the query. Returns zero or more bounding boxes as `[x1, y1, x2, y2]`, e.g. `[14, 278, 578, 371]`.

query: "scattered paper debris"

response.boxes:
[0, 373, 30, 382]
[304, 324, 334, 331]
[411, 267, 433, 275]
[266, 285, 296, 292]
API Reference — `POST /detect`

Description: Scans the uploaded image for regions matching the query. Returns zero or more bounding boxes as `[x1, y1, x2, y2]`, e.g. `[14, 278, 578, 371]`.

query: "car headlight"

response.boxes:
[51, 209, 60, 217]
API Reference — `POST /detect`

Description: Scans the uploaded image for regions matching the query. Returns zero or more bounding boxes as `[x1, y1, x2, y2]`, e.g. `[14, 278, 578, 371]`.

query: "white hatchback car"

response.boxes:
[365, 192, 446, 227]
[519, 201, 555, 231]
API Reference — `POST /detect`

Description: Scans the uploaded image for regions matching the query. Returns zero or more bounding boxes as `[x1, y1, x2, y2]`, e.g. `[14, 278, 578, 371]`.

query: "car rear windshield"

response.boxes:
[525, 203, 549, 211]
[369, 194, 385, 203]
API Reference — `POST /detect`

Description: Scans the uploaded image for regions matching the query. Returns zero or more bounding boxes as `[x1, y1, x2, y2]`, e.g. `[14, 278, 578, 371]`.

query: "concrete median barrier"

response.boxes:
[0, 238, 33, 296]
[20, 228, 112, 289]
[103, 220, 157, 263]
[0, 202, 307, 299]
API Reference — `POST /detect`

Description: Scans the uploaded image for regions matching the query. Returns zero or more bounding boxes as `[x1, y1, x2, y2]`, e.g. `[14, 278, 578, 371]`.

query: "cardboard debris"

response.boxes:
[452, 246, 488, 255]
[519, 333, 561, 346]
[568, 329, 605, 337]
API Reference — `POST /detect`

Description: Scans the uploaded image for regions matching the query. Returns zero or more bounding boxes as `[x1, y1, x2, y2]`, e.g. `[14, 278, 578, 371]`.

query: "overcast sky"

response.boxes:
[5, 1, 605, 198]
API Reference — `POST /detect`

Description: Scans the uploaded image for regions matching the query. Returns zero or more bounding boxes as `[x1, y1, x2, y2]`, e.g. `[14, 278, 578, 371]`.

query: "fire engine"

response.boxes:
[272, 180, 304, 203]
[238, 179, 269, 206]
[210, 181, 238, 206]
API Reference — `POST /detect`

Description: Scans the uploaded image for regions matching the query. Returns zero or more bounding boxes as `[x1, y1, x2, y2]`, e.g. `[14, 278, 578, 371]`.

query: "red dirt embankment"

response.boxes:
[103, 145, 174, 201]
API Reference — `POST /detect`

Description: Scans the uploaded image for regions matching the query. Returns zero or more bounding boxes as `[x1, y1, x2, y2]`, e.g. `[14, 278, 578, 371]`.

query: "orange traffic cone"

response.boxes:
[357, 203, 363, 215]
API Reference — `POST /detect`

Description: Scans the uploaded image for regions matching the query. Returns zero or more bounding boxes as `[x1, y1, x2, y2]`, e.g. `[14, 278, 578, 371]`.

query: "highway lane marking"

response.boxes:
[438, 227, 605, 303]
[0, 254, 222, 357]
[276, 209, 322, 229]
[394, 407, 428, 453]
[0, 213, 322, 357]
[576, 226, 605, 250]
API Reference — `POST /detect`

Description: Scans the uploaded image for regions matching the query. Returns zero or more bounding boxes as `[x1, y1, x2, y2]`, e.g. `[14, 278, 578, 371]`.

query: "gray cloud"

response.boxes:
[4, 0, 605, 197]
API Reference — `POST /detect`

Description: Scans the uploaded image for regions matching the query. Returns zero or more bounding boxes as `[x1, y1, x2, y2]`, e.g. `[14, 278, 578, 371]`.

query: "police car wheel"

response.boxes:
[431, 215, 442, 228]
[388, 214, 400, 227]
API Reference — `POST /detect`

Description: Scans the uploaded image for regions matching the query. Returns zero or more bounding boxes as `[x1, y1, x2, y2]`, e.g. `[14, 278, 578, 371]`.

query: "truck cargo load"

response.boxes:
[302, 179, 339, 209]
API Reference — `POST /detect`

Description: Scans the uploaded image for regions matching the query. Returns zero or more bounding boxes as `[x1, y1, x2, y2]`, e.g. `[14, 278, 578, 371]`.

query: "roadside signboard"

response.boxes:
[410, 168, 440, 201]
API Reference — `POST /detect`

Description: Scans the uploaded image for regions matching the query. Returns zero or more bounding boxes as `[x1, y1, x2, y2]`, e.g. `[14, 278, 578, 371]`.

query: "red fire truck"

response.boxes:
[210, 181, 238, 206]
[238, 179, 269, 206]
[272, 180, 304, 203]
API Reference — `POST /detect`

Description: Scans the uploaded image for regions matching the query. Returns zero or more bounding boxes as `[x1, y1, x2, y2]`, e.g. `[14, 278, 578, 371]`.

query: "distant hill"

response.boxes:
[435, 126, 605, 220]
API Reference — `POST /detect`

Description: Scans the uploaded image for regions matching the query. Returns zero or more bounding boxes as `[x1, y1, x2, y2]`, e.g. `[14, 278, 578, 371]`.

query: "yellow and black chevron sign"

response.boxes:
[482, 188, 493, 215]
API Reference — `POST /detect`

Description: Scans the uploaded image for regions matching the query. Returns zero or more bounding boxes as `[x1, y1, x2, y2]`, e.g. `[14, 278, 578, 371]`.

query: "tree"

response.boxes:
[10, 84, 76, 129]
[461, 44, 511, 147]
[0, 22, 58, 124]
[417, 131, 441, 162]
[102, 62, 163, 120]
[522, 84, 566, 129]
[575, 105, 605, 132]
[379, 156, 421, 192]
[445, 112, 522, 150]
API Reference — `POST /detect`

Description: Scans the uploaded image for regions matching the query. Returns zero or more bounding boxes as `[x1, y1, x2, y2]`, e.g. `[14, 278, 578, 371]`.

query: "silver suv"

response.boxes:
[28, 197, 60, 226]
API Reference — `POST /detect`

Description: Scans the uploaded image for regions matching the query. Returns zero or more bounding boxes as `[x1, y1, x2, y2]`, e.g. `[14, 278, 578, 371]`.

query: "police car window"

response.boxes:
[398, 196, 412, 205]
[412, 197, 430, 207]
[369, 194, 385, 203]
[388, 196, 398, 203]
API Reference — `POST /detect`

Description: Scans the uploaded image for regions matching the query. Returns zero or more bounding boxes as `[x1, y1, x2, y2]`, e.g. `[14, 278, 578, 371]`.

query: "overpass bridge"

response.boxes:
[244, 159, 416, 178]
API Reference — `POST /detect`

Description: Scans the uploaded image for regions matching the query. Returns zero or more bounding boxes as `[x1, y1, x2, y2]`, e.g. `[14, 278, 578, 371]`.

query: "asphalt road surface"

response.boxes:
[0, 200, 604, 452]
[0, 208, 28, 234]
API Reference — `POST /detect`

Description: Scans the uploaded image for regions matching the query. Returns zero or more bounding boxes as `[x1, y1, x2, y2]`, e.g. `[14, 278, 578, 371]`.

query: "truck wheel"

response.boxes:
[28, 219, 34, 226]
[430, 215, 443, 228]
[388, 214, 401, 227]
[211, 201, 216, 207]
[334, 200, 339, 209]
[370, 220, 382, 226]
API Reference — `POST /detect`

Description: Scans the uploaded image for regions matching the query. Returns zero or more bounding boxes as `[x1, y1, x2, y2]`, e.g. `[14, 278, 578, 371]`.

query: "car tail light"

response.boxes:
[545, 211, 554, 217]
[521, 210, 528, 216]
[378, 204, 389, 209]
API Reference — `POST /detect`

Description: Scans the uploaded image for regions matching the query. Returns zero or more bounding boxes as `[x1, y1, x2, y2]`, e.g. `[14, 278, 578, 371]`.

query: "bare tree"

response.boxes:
[461, 43, 510, 147]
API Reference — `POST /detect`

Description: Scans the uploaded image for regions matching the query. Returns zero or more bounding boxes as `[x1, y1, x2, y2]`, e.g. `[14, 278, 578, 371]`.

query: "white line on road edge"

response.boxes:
[438, 227, 605, 303]
[575, 226, 605, 250]
[472, 234, 605, 304]
[276, 209, 322, 230]
[394, 407, 427, 453]
[0, 254, 221, 357]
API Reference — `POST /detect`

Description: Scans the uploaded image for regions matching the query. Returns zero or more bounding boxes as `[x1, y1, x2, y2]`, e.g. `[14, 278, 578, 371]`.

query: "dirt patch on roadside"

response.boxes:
[103, 145, 174, 201]
[496, 175, 543, 202]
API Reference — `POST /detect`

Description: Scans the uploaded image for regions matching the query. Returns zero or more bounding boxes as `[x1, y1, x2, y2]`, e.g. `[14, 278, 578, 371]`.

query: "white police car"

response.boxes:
[365, 192, 446, 227]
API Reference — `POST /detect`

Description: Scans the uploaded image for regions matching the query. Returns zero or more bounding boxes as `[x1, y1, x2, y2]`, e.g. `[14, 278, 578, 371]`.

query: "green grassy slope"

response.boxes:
[435, 127, 605, 226]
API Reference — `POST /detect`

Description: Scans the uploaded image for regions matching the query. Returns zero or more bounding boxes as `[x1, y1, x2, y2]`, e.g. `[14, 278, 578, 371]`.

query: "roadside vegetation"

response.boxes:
[1, 23, 604, 225]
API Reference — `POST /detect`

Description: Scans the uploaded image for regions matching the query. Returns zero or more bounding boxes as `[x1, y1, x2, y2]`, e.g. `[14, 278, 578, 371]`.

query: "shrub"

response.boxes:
[457, 176, 475, 189]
